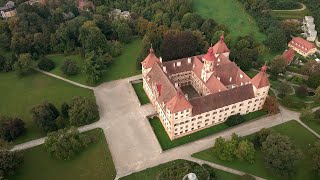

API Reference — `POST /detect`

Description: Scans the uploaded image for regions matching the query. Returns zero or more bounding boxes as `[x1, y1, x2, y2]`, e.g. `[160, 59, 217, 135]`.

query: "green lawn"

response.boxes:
[47, 38, 143, 85]
[302, 119, 320, 135]
[0, 72, 93, 144]
[47, 54, 88, 85]
[271, 8, 310, 20]
[11, 128, 116, 180]
[192, 120, 320, 180]
[150, 110, 267, 150]
[120, 159, 239, 180]
[132, 82, 150, 105]
[193, 0, 266, 43]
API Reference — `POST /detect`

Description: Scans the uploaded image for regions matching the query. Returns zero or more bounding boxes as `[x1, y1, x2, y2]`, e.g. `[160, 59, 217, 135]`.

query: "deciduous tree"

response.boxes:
[14, 53, 34, 76]
[0, 116, 25, 141]
[31, 102, 59, 133]
[68, 97, 99, 126]
[263, 96, 280, 114]
[309, 140, 320, 175]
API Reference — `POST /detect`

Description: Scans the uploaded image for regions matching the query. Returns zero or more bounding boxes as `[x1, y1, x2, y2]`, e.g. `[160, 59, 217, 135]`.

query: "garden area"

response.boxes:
[47, 38, 143, 86]
[193, 0, 266, 42]
[132, 82, 150, 105]
[192, 120, 320, 180]
[0, 71, 94, 144]
[10, 128, 116, 180]
[149, 110, 268, 150]
[120, 159, 239, 180]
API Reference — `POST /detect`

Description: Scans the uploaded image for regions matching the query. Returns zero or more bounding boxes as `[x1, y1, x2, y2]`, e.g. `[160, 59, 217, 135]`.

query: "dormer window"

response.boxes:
[240, 74, 243, 78]
[217, 77, 220, 81]
[229, 77, 232, 82]
[177, 62, 181, 67]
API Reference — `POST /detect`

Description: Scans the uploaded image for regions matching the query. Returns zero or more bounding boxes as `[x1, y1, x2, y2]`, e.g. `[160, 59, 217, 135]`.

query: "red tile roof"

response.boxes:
[289, 37, 316, 53]
[203, 47, 216, 61]
[141, 48, 160, 69]
[251, 65, 269, 89]
[166, 90, 192, 113]
[281, 48, 295, 64]
[212, 34, 230, 54]
[190, 84, 255, 115]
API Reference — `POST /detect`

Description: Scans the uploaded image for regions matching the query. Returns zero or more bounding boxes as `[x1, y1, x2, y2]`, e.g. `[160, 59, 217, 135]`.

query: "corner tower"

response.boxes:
[201, 47, 216, 82]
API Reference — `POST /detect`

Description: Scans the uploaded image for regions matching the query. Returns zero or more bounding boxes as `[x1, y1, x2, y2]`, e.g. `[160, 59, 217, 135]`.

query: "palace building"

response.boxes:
[141, 35, 270, 140]
[288, 37, 317, 57]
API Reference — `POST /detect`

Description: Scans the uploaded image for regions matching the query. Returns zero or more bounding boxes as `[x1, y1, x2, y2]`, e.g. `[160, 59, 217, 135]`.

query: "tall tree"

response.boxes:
[31, 102, 59, 133]
[68, 97, 99, 126]
[14, 53, 34, 76]
[263, 96, 280, 114]
[0, 116, 25, 141]
[269, 56, 287, 77]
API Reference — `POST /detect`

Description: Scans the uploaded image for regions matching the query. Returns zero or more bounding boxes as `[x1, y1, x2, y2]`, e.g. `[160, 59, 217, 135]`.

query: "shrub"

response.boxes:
[61, 59, 79, 76]
[225, 114, 245, 127]
[44, 127, 94, 160]
[38, 57, 55, 71]
[296, 85, 308, 98]
[252, 128, 273, 148]
[31, 102, 59, 133]
[281, 96, 306, 110]
[0, 150, 24, 179]
[60, 102, 70, 118]
[69, 97, 99, 126]
[0, 116, 26, 141]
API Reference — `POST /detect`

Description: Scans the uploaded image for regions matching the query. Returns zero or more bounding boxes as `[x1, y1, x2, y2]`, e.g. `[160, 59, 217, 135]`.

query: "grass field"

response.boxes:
[11, 128, 116, 180]
[271, 8, 310, 20]
[193, 0, 266, 42]
[302, 119, 320, 135]
[120, 159, 239, 180]
[132, 82, 150, 105]
[192, 120, 320, 180]
[150, 110, 268, 150]
[47, 38, 143, 85]
[0, 72, 93, 143]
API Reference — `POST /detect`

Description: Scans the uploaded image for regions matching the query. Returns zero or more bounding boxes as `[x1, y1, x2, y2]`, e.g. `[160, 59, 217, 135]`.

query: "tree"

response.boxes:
[262, 133, 301, 176]
[300, 108, 314, 122]
[265, 26, 287, 52]
[0, 150, 23, 179]
[14, 53, 34, 76]
[296, 85, 308, 98]
[225, 114, 245, 127]
[45, 127, 93, 160]
[0, 116, 25, 141]
[269, 56, 287, 77]
[68, 97, 99, 126]
[31, 102, 59, 133]
[263, 96, 280, 114]
[60, 102, 70, 118]
[61, 59, 79, 76]
[83, 51, 109, 84]
[315, 86, 320, 103]
[109, 40, 123, 57]
[306, 74, 320, 89]
[115, 22, 132, 43]
[234, 140, 256, 163]
[309, 141, 320, 175]
[213, 134, 242, 162]
[160, 30, 198, 61]
[38, 57, 55, 71]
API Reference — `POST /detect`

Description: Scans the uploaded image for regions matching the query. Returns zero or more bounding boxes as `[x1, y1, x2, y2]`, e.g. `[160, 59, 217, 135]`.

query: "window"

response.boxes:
[185, 130, 188, 132]
[240, 103, 243, 107]
[180, 122, 184, 125]
[205, 123, 208, 126]
[180, 127, 183, 129]
[205, 119, 209, 122]
[185, 125, 188, 128]
[225, 113, 227, 116]
[191, 118, 196, 121]
[191, 128, 194, 130]
[225, 108, 229, 111]
[231, 111, 235, 114]
[175, 128, 177, 131]
[232, 105, 236, 109]
[174, 124, 178, 126]
[220, 109, 224, 112]
[212, 111, 217, 115]
[198, 125, 201, 128]
[248, 101, 252, 104]
[197, 121, 202, 124]
[255, 99, 259, 102]
[205, 114, 210, 117]
[198, 116, 202, 119]
[175, 133, 178, 135]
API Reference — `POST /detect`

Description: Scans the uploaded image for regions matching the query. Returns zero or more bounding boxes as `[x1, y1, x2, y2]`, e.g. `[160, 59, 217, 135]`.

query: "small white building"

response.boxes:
[303, 16, 318, 42]
[109, 9, 131, 20]
[0, 1, 16, 19]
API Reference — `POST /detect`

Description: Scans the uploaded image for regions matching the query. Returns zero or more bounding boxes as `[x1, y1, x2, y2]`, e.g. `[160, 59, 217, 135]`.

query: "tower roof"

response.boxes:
[212, 34, 230, 54]
[251, 64, 269, 89]
[141, 48, 160, 69]
[203, 47, 216, 61]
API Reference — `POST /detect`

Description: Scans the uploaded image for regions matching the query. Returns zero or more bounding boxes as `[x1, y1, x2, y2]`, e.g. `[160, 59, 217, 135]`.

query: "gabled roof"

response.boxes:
[162, 57, 194, 74]
[205, 75, 227, 93]
[141, 48, 160, 69]
[190, 84, 255, 115]
[289, 37, 316, 53]
[216, 54, 231, 65]
[282, 48, 295, 64]
[166, 90, 192, 113]
[212, 34, 230, 54]
[251, 65, 269, 89]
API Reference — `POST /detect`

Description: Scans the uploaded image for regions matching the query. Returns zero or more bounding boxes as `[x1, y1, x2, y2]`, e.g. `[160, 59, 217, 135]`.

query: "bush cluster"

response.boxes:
[225, 114, 245, 127]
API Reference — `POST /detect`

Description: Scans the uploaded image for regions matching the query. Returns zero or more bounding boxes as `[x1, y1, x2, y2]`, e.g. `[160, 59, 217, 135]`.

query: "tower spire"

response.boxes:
[149, 44, 154, 54]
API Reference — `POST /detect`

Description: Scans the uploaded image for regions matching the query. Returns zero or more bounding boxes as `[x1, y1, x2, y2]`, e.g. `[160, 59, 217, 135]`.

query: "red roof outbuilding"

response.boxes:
[289, 37, 316, 53]
[281, 48, 295, 64]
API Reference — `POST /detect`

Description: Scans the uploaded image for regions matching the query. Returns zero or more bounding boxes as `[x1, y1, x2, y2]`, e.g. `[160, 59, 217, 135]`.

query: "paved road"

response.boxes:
[11, 74, 320, 179]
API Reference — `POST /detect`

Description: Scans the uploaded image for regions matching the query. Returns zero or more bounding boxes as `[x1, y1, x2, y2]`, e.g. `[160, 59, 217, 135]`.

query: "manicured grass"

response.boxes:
[0, 72, 93, 143]
[11, 128, 116, 180]
[132, 82, 150, 105]
[244, 70, 258, 78]
[150, 110, 268, 150]
[193, 0, 266, 43]
[192, 120, 320, 180]
[271, 8, 310, 20]
[47, 38, 143, 85]
[100, 38, 143, 82]
[302, 119, 320, 135]
[120, 159, 239, 180]
[47, 54, 88, 85]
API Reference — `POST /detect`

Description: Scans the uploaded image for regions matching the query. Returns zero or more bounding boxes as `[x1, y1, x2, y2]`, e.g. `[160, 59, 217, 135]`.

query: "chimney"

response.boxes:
[188, 58, 191, 63]
[185, 94, 189, 100]
[163, 66, 167, 73]
[160, 57, 163, 63]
